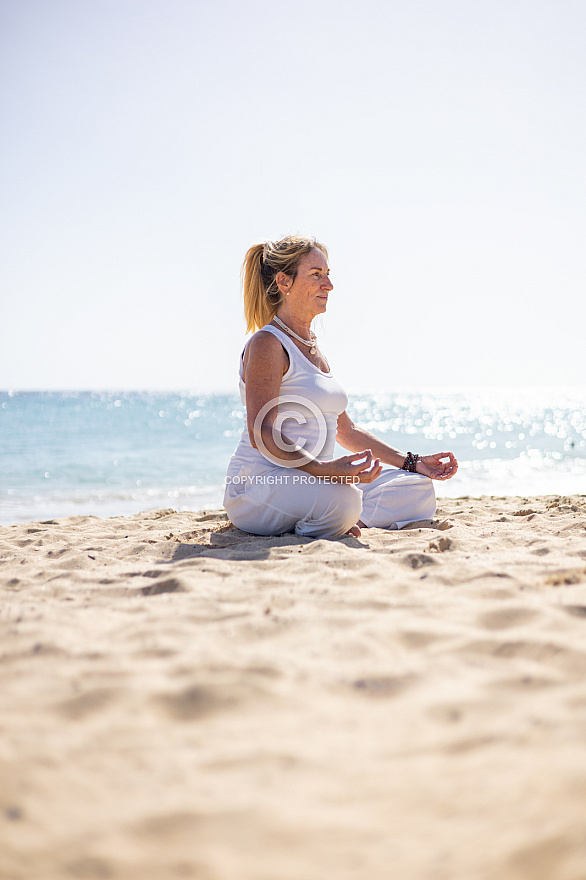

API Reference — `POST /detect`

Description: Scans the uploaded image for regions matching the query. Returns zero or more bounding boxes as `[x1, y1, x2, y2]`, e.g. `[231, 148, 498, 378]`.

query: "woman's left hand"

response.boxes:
[416, 452, 458, 481]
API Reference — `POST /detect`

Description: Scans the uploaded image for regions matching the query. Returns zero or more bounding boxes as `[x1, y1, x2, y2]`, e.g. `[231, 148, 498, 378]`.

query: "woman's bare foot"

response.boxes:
[346, 524, 362, 537]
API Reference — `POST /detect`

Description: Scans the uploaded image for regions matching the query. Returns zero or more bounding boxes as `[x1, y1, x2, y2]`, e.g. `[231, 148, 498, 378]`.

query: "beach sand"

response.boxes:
[1, 495, 586, 880]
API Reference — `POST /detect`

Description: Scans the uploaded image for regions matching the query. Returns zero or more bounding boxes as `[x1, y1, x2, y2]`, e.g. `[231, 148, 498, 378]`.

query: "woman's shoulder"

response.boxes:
[243, 327, 289, 378]
[247, 326, 285, 354]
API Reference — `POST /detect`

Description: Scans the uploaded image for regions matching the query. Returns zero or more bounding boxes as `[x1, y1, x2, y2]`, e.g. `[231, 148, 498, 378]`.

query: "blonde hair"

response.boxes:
[242, 235, 328, 333]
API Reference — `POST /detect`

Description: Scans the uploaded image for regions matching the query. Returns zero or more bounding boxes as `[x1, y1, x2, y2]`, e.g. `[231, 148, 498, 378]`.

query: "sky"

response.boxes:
[1, 0, 585, 393]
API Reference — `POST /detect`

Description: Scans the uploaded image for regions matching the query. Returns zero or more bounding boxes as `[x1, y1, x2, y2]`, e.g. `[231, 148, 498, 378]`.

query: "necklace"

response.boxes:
[273, 316, 317, 355]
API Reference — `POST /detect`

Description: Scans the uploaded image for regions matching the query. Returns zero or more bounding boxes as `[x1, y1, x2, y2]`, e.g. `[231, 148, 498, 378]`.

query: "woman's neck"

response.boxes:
[274, 307, 314, 339]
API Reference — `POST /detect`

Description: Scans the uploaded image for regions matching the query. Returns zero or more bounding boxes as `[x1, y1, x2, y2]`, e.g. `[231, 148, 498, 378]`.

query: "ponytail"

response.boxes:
[242, 243, 278, 334]
[241, 235, 328, 334]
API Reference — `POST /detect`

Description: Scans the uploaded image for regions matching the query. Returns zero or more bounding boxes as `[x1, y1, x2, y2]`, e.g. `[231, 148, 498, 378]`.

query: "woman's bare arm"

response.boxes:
[336, 411, 406, 467]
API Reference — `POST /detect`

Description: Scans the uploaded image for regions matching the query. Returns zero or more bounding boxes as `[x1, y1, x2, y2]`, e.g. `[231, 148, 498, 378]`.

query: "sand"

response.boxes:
[1, 495, 586, 880]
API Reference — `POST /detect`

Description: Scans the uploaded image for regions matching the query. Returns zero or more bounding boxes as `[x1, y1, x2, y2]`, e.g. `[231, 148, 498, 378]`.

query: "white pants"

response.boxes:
[224, 463, 436, 539]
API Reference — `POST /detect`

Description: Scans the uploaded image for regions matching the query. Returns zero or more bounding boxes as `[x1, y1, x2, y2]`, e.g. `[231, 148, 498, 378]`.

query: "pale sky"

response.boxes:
[1, 0, 585, 393]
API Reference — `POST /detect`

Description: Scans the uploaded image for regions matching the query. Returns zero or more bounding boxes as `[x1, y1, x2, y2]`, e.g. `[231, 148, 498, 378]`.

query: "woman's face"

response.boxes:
[282, 248, 333, 317]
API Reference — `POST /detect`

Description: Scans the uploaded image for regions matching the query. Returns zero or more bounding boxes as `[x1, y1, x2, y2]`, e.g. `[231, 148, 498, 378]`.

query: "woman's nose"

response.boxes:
[322, 276, 333, 291]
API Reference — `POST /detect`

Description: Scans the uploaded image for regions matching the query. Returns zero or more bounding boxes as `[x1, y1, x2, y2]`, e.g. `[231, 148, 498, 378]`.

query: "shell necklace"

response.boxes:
[273, 315, 317, 355]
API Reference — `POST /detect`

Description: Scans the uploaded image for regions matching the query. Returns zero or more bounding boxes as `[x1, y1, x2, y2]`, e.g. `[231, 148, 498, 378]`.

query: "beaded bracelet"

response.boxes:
[401, 451, 419, 473]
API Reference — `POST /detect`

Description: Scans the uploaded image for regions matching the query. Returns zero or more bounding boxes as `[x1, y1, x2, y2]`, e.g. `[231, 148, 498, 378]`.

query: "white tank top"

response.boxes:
[228, 324, 348, 469]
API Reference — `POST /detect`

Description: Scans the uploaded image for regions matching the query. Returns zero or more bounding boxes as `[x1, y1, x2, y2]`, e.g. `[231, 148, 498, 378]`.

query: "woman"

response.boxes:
[224, 235, 457, 539]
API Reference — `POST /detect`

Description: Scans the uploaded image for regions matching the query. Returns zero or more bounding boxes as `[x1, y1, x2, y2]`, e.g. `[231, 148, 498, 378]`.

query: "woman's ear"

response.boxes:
[275, 271, 292, 296]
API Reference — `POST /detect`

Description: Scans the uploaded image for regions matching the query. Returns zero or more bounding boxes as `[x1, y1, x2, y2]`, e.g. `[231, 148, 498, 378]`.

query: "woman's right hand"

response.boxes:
[306, 450, 382, 484]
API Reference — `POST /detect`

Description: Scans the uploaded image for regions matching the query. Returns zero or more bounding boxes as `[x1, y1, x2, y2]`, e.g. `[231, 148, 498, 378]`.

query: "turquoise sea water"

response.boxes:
[1, 389, 585, 525]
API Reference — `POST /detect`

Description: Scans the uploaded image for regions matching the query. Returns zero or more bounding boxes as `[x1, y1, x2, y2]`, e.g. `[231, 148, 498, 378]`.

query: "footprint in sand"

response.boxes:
[155, 684, 236, 720]
[428, 536, 453, 553]
[132, 810, 201, 839]
[351, 674, 416, 698]
[139, 576, 187, 596]
[54, 687, 118, 720]
[477, 607, 540, 630]
[427, 703, 467, 724]
[398, 630, 445, 650]
[561, 605, 586, 619]
[402, 553, 436, 570]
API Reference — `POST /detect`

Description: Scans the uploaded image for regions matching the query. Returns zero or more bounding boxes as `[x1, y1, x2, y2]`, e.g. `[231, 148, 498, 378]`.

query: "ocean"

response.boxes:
[1, 388, 585, 525]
